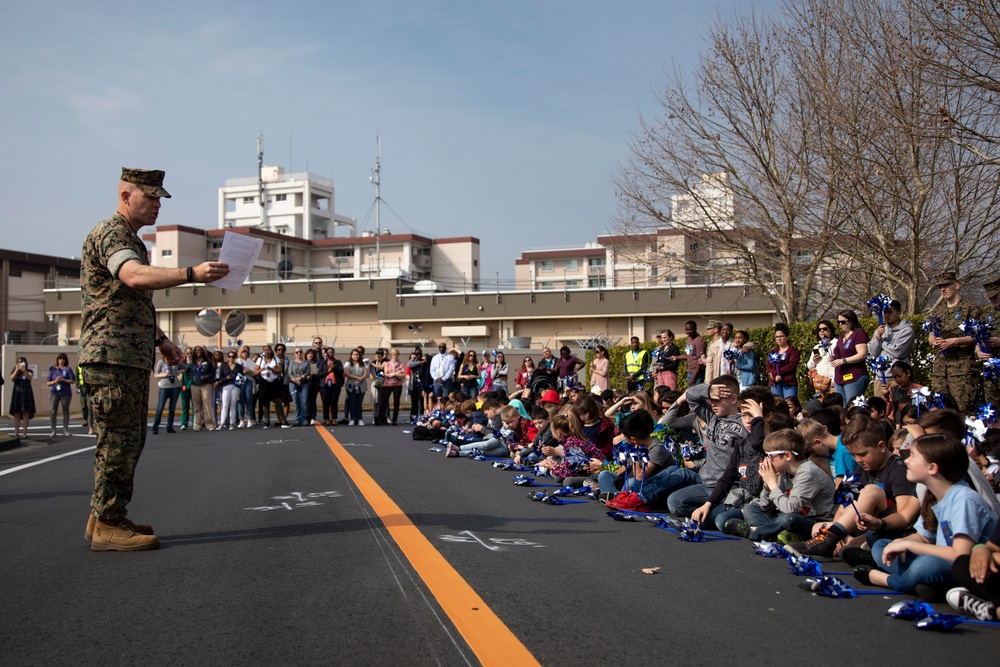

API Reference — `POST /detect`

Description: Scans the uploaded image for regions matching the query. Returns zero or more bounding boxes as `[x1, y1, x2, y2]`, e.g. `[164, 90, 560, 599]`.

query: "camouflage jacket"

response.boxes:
[79, 212, 156, 371]
[928, 297, 982, 360]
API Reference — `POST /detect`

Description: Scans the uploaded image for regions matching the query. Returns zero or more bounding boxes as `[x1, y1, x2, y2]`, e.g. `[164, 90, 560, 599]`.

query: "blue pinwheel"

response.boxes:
[786, 554, 850, 577]
[798, 576, 857, 599]
[977, 403, 997, 425]
[984, 359, 1000, 385]
[866, 355, 891, 386]
[867, 294, 893, 325]
[834, 475, 863, 520]
[723, 347, 740, 373]
[960, 316, 994, 355]
[753, 541, 786, 558]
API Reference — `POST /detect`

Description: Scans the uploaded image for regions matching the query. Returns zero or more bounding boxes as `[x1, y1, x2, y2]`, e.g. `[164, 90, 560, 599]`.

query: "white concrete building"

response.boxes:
[219, 165, 357, 240]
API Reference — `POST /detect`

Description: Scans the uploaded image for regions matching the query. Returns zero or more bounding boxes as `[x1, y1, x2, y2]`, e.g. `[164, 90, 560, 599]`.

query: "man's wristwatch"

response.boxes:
[186, 266, 194, 283]
[155, 334, 168, 347]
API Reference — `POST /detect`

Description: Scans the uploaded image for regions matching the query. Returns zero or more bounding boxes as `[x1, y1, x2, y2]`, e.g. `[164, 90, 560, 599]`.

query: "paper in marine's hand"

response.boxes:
[208, 231, 263, 291]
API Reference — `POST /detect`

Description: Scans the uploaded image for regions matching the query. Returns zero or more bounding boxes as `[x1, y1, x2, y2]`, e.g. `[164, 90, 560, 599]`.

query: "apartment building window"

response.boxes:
[248, 314, 265, 324]
[665, 275, 678, 283]
[161, 249, 173, 257]
[9, 269, 22, 277]
[473, 259, 479, 267]
[243, 197, 254, 204]
[540, 260, 554, 272]
[334, 249, 353, 258]
[588, 277, 606, 288]
[565, 259, 578, 272]
[690, 242, 700, 252]
[565, 280, 579, 289]
[540, 281, 554, 290]
[275, 194, 287, 202]
[588, 257, 605, 268]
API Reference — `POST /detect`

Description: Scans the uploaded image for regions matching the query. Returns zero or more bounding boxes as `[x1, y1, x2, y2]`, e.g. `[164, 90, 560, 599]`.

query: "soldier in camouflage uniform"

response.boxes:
[81, 168, 229, 551]
[927, 271, 982, 414]
[978, 277, 1000, 408]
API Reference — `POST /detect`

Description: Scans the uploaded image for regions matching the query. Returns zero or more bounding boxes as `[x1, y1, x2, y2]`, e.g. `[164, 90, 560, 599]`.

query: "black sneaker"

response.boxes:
[947, 587, 998, 622]
[723, 518, 752, 539]
[784, 528, 840, 559]
[598, 492, 615, 505]
[840, 546, 877, 568]
[852, 565, 873, 585]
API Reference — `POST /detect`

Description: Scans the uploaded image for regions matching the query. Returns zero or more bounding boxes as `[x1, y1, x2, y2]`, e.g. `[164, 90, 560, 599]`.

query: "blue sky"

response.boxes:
[0, 0, 772, 284]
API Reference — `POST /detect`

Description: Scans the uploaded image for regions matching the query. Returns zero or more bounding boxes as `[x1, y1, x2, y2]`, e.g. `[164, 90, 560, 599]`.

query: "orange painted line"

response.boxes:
[317, 427, 541, 667]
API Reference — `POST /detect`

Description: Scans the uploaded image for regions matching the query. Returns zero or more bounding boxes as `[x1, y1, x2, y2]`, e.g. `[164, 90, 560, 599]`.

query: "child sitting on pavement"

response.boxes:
[445, 400, 508, 457]
[784, 413, 919, 559]
[514, 406, 555, 464]
[662, 375, 748, 517]
[690, 386, 775, 530]
[724, 427, 836, 541]
[541, 412, 606, 485]
[601, 409, 673, 511]
[856, 433, 997, 599]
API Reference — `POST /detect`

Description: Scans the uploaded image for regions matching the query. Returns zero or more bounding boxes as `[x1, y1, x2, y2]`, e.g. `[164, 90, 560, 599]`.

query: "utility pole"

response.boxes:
[370, 136, 382, 276]
[257, 133, 265, 229]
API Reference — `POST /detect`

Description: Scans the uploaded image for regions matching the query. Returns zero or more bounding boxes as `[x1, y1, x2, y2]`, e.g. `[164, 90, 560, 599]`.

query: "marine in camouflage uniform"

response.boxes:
[80, 168, 228, 551]
[927, 271, 982, 414]
[980, 278, 1000, 408]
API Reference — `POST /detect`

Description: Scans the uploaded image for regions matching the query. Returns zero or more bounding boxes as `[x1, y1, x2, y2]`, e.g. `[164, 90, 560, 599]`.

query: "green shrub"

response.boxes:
[585, 314, 938, 402]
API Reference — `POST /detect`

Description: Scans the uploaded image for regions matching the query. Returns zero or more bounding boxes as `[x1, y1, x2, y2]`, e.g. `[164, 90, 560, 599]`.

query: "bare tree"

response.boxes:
[614, 9, 847, 323]
[910, 0, 1000, 159]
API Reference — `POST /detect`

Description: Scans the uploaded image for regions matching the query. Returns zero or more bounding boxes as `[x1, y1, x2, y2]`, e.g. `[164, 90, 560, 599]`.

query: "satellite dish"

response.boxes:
[224, 310, 246, 337]
[277, 259, 293, 279]
[194, 308, 222, 337]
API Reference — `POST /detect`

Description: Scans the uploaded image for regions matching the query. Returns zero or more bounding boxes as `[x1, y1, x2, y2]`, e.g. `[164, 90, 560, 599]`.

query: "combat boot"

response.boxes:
[90, 518, 159, 551]
[85, 514, 154, 541]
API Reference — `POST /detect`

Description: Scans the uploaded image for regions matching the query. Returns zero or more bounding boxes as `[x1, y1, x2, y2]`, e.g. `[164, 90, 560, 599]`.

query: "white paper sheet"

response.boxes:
[208, 231, 264, 291]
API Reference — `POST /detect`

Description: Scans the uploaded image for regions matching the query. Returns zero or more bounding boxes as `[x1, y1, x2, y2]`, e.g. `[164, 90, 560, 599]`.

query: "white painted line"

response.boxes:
[0, 445, 94, 477]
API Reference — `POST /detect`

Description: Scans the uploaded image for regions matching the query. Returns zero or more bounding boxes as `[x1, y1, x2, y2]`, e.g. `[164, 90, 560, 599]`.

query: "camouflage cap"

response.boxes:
[706, 319, 722, 329]
[983, 277, 1000, 298]
[121, 167, 171, 198]
[935, 270, 958, 287]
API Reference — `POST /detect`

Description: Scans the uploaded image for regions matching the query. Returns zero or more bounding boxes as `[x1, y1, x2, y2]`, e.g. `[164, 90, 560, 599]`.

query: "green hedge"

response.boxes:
[586, 315, 934, 402]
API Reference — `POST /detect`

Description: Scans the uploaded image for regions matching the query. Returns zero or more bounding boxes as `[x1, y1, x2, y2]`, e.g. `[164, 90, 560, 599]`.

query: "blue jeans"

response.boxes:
[836, 374, 870, 405]
[291, 382, 309, 424]
[713, 506, 745, 531]
[636, 466, 701, 508]
[666, 481, 712, 516]
[771, 383, 798, 398]
[152, 386, 180, 431]
[345, 389, 364, 422]
[238, 381, 254, 421]
[742, 505, 818, 541]
[871, 538, 955, 593]
[459, 438, 507, 457]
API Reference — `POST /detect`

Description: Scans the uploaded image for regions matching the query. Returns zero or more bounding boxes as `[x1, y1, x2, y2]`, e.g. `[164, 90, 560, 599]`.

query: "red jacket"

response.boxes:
[509, 416, 539, 451]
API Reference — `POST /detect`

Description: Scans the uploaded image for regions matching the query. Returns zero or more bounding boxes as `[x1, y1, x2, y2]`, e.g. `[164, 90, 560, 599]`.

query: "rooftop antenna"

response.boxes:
[369, 135, 382, 277]
[257, 133, 265, 229]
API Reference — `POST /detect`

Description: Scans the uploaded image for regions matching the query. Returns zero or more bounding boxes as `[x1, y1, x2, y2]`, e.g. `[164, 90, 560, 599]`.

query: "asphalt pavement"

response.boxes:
[1, 421, 997, 665]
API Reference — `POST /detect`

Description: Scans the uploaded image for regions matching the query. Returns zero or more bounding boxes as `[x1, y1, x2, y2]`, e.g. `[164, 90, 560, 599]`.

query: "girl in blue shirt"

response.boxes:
[857, 433, 998, 594]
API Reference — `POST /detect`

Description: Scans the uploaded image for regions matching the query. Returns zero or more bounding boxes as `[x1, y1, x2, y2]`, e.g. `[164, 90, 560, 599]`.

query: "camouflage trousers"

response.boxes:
[930, 355, 980, 415]
[82, 364, 150, 521]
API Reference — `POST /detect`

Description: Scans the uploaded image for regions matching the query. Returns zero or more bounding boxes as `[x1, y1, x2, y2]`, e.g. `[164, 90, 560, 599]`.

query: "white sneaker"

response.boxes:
[310, 419, 317, 425]
[357, 420, 365, 427]
[348, 420, 355, 426]
[50, 430, 56, 438]
[228, 425, 235, 430]
[62, 428, 70, 436]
